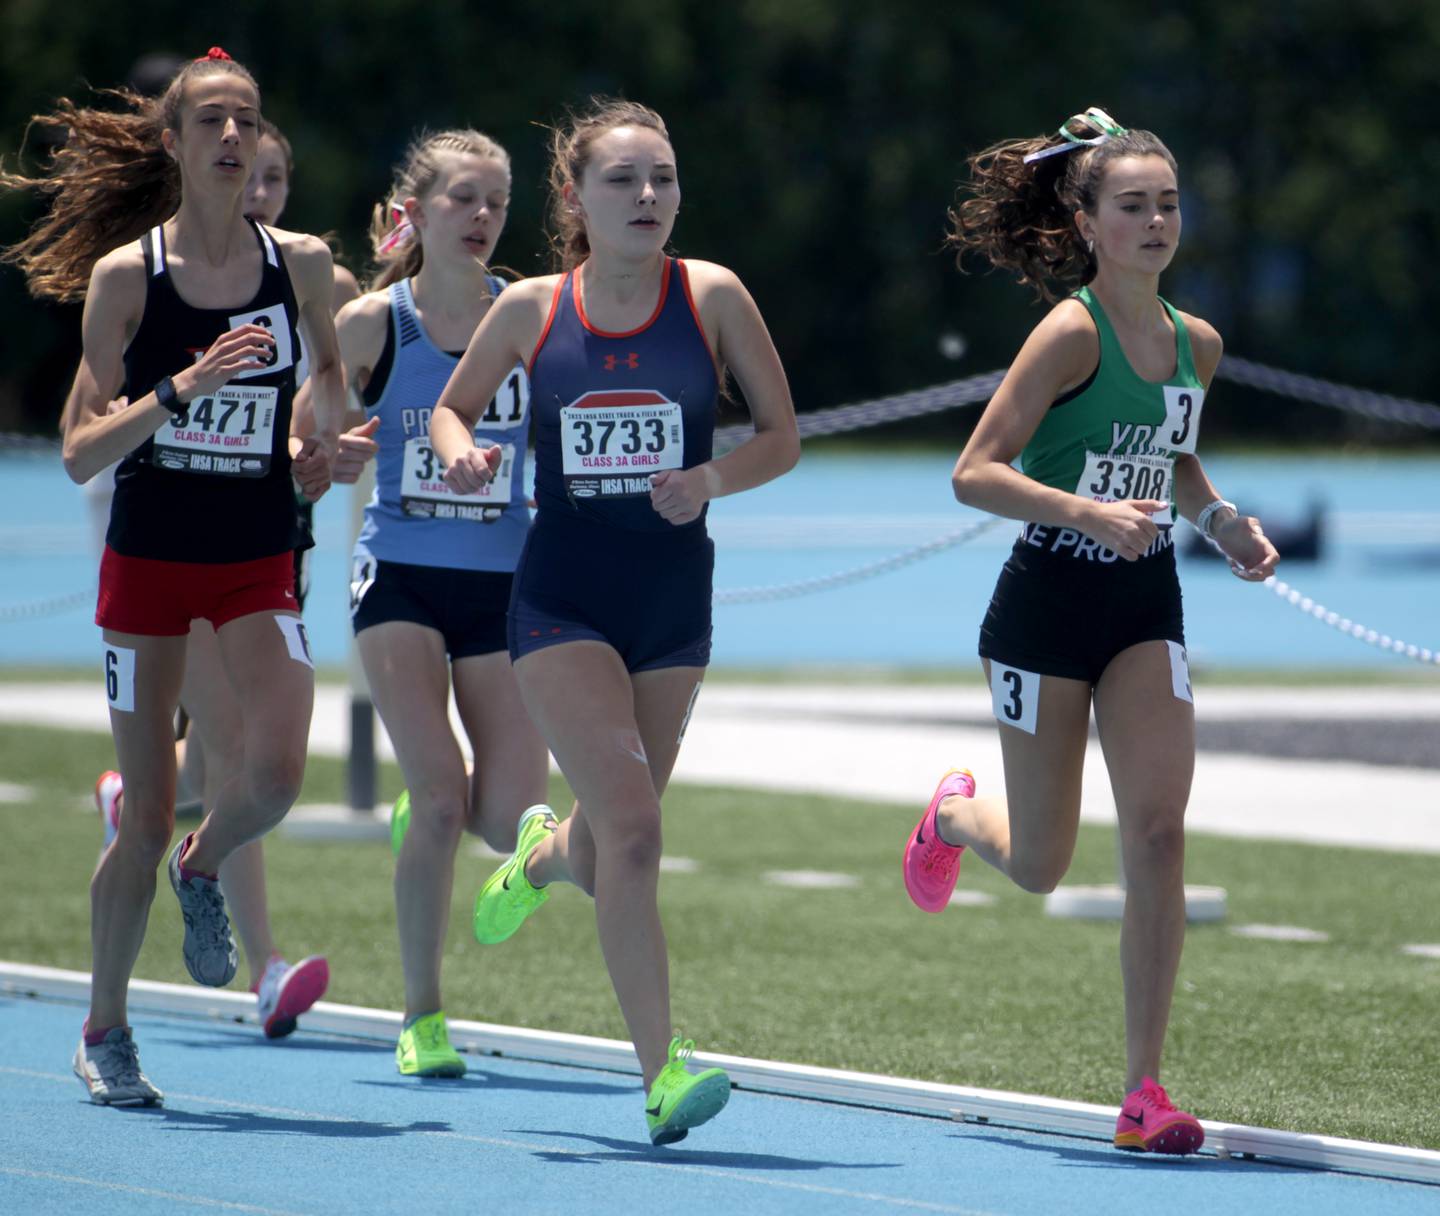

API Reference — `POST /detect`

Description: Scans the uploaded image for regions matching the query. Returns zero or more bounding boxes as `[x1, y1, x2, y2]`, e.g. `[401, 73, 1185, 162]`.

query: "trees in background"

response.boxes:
[2, 1, 1436, 444]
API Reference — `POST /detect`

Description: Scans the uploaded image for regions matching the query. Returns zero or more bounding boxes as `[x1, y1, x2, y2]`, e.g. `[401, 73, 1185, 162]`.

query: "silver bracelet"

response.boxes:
[1195, 498, 1237, 539]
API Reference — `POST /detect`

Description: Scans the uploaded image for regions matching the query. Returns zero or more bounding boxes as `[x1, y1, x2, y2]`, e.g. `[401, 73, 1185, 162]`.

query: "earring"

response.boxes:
[1086, 237, 1095, 254]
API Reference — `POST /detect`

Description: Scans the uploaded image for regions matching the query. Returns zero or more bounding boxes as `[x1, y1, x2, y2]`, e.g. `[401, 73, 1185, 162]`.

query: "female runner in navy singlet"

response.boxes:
[902, 108, 1278, 1154]
[2, 49, 347, 1106]
[430, 98, 799, 1144]
[326, 128, 548, 1078]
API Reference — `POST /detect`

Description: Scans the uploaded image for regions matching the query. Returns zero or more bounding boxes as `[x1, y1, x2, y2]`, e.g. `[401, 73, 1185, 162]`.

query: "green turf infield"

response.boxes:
[3, 723, 1437, 1150]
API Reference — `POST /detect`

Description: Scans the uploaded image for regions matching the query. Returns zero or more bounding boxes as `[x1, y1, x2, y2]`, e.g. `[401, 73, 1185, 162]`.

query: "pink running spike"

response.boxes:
[94, 771, 123, 851]
[902, 769, 974, 913]
[1114, 1076, 1205, 1154]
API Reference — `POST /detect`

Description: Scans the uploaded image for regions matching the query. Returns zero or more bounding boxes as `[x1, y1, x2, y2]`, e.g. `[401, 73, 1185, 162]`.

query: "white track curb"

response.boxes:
[3, 962, 1436, 1186]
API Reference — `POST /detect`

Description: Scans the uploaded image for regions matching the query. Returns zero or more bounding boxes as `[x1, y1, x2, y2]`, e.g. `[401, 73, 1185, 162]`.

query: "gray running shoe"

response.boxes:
[73, 1027, 163, 1106]
[168, 836, 238, 987]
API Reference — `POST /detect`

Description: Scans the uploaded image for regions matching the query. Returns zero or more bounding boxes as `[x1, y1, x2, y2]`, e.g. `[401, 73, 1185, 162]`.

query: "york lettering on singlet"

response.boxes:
[1074, 388, 1203, 527]
[560, 388, 684, 501]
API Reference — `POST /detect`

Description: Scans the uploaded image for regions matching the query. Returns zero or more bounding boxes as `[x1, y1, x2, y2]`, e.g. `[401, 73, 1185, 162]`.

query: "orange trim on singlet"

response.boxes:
[573, 257, 671, 338]
[675, 259, 721, 381]
[527, 277, 567, 375]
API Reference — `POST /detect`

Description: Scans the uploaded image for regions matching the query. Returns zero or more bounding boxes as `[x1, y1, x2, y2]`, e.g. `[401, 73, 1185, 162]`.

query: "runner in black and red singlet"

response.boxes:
[2, 49, 348, 1106]
[90, 115, 363, 1044]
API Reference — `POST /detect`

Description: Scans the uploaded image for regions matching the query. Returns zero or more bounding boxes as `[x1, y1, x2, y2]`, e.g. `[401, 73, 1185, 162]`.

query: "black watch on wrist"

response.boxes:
[154, 375, 185, 422]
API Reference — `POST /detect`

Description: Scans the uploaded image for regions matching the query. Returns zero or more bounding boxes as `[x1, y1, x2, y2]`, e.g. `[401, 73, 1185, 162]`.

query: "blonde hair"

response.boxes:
[545, 97, 670, 272]
[0, 50, 261, 302]
[367, 128, 511, 290]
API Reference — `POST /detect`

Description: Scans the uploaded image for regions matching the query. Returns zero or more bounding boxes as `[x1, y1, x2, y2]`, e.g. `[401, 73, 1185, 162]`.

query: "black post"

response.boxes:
[348, 694, 376, 812]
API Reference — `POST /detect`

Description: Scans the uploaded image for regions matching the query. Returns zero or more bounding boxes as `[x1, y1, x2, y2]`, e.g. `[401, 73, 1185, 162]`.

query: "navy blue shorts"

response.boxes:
[350, 557, 511, 659]
[508, 512, 713, 673]
[978, 525, 1184, 685]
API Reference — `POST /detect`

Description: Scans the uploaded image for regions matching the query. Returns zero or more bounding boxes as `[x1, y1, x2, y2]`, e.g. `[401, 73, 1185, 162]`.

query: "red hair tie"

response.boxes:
[199, 47, 233, 62]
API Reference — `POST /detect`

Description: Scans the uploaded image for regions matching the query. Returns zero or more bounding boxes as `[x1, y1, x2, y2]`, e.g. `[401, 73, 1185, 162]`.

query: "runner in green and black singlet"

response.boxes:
[901, 108, 1277, 1160]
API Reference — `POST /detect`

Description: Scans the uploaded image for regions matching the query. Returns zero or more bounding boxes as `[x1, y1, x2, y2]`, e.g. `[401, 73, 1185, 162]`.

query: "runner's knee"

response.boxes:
[1121, 812, 1186, 875]
[245, 754, 305, 815]
[593, 806, 663, 875]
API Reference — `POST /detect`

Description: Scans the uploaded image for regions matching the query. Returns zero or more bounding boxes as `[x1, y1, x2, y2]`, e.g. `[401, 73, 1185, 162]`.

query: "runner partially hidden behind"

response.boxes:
[430, 98, 799, 1144]
[331, 128, 548, 1079]
[903, 108, 1278, 1153]
[2, 49, 347, 1106]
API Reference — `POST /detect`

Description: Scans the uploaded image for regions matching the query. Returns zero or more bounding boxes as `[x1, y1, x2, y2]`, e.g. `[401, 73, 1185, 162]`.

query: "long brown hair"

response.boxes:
[366, 129, 511, 291]
[0, 50, 261, 303]
[544, 97, 670, 272]
[947, 112, 1177, 303]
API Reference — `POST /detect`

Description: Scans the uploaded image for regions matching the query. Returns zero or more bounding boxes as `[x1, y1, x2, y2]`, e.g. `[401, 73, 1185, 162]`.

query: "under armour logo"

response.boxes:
[603, 352, 640, 371]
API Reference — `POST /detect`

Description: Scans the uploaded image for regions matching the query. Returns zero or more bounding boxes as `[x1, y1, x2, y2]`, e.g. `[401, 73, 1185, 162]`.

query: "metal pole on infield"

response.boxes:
[346, 462, 376, 813]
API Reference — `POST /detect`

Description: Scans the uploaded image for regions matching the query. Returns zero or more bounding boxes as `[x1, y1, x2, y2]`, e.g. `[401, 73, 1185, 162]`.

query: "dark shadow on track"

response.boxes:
[954, 1132, 1290, 1176]
[153, 1028, 390, 1056]
[123, 1104, 453, 1139]
[514, 1129, 900, 1173]
[356, 1070, 631, 1098]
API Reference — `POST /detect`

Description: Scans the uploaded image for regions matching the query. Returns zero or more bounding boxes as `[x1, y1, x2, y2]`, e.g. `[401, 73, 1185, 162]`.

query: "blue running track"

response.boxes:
[1, 994, 1432, 1215]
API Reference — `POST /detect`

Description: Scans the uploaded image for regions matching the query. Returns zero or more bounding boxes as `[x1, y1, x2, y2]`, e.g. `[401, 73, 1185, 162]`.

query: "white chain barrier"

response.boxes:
[1219, 356, 1440, 430]
[1262, 576, 1439, 666]
[0, 585, 95, 621]
[714, 517, 1002, 604]
[3, 356, 1438, 654]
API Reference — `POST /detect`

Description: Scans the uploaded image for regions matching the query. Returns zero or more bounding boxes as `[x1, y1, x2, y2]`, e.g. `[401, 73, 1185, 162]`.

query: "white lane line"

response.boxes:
[0, 1167, 309, 1216]
[2, 1067, 997, 1214]
[660, 856, 699, 873]
[947, 891, 996, 907]
[0, 781, 33, 803]
[764, 870, 860, 889]
[1401, 944, 1440, 959]
[1229, 924, 1331, 943]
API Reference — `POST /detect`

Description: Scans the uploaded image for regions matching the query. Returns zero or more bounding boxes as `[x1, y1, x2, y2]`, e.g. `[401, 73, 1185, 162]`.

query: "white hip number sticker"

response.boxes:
[103, 644, 135, 713]
[275, 615, 314, 669]
[1166, 640, 1193, 704]
[990, 662, 1039, 735]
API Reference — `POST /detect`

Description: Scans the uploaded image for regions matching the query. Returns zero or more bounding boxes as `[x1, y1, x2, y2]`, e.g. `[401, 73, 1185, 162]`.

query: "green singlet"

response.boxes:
[1020, 286, 1206, 525]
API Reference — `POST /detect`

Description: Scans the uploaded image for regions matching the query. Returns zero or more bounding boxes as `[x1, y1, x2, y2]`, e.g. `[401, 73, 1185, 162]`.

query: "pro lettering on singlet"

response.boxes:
[108, 221, 305, 563]
[353, 276, 531, 572]
[1017, 286, 1205, 563]
[528, 257, 718, 534]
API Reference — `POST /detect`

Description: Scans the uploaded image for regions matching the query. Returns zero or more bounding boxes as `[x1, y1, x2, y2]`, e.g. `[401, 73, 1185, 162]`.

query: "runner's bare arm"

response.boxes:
[61, 248, 273, 482]
[283, 233, 344, 449]
[1173, 317, 1278, 579]
[431, 278, 552, 492]
[292, 290, 387, 439]
[952, 301, 1166, 559]
[688, 262, 799, 499]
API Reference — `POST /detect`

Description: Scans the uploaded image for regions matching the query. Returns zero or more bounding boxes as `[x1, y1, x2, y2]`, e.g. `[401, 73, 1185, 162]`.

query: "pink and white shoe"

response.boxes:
[254, 955, 329, 1040]
[1114, 1076, 1205, 1154]
[902, 769, 974, 913]
[94, 771, 123, 851]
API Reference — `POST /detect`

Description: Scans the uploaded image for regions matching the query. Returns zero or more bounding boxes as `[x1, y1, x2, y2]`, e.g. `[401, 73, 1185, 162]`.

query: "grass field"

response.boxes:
[2, 722, 1438, 1151]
